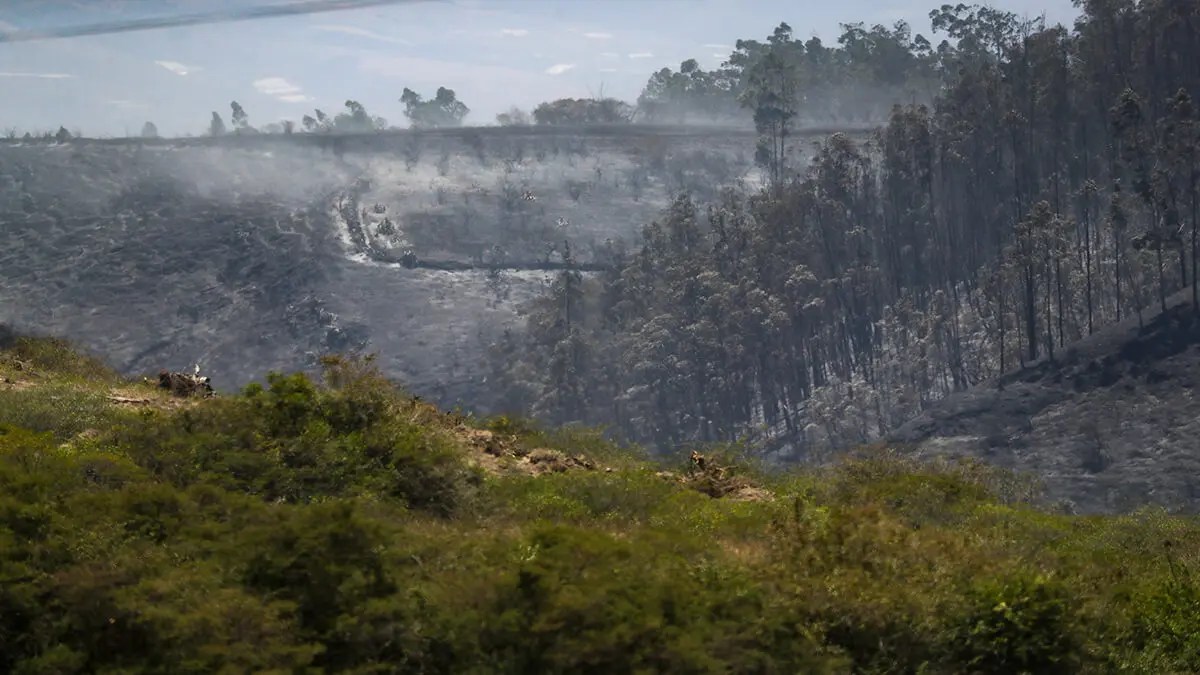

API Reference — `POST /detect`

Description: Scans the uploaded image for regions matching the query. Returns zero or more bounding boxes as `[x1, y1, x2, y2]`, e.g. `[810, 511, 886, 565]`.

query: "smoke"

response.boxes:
[0, 0, 435, 43]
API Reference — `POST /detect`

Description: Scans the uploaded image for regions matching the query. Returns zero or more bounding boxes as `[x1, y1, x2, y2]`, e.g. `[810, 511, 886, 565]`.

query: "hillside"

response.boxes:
[0, 127, 802, 408]
[1, 330, 1199, 672]
[890, 291, 1200, 514]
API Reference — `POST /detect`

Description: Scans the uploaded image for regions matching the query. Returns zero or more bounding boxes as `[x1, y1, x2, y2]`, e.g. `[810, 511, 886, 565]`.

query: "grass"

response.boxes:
[0, 330, 1198, 673]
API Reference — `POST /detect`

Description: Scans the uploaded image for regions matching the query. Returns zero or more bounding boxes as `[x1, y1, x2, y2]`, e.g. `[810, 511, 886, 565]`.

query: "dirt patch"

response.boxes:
[525, 447, 597, 475]
[656, 451, 773, 501]
[455, 427, 602, 477]
[106, 382, 207, 411]
[724, 485, 774, 502]
[458, 428, 515, 474]
[0, 376, 34, 391]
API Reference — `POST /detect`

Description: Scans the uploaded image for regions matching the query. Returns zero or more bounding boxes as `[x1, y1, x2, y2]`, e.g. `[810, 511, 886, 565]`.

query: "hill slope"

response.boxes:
[1, 331, 1199, 672]
[0, 129, 764, 409]
[890, 290, 1200, 514]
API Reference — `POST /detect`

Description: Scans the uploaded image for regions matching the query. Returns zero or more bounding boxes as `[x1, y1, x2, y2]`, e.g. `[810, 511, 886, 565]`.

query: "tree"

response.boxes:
[532, 98, 634, 125]
[231, 101, 251, 133]
[333, 100, 386, 133]
[209, 112, 227, 137]
[511, 241, 594, 426]
[140, 121, 159, 138]
[496, 107, 532, 126]
[637, 59, 742, 123]
[486, 0, 1200, 456]
[1159, 89, 1199, 310]
[54, 126, 72, 143]
[401, 87, 469, 128]
[743, 48, 798, 189]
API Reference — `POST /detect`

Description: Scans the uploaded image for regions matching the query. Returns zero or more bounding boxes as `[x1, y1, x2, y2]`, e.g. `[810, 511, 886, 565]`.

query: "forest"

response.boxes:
[488, 0, 1200, 456]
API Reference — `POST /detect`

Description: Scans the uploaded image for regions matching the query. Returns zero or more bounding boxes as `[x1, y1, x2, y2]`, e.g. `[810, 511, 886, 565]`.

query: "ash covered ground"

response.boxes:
[0, 128, 763, 407]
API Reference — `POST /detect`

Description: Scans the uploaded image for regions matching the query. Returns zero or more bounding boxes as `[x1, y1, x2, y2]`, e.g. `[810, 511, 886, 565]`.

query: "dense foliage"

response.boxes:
[532, 98, 635, 126]
[494, 1, 1200, 455]
[2, 334, 1200, 672]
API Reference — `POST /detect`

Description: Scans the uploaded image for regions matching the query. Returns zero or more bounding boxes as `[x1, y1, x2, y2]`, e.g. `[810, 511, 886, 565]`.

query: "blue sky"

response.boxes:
[0, 0, 1080, 137]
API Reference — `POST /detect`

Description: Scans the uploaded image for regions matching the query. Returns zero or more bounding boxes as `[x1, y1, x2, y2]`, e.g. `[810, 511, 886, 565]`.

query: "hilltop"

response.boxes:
[1, 329, 1199, 672]
[891, 290, 1200, 514]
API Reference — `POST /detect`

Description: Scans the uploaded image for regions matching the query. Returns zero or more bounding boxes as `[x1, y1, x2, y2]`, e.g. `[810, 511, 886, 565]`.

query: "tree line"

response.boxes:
[197, 90, 642, 138]
[7, 18, 968, 142]
[489, 0, 1200, 457]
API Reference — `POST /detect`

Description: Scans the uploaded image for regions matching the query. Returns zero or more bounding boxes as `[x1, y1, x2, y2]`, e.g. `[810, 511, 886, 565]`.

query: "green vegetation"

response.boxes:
[1, 334, 1198, 673]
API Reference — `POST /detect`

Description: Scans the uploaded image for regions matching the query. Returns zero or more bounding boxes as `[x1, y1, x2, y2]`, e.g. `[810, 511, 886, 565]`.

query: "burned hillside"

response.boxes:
[0, 127, 768, 405]
[891, 291, 1200, 514]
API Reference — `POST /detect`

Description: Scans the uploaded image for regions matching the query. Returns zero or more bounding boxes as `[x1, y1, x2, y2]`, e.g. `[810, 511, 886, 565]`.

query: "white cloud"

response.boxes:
[599, 52, 619, 59]
[313, 24, 410, 45]
[583, 31, 613, 39]
[500, 28, 528, 37]
[628, 52, 654, 59]
[253, 77, 310, 103]
[545, 63, 576, 75]
[704, 43, 732, 50]
[598, 68, 618, 73]
[253, 77, 302, 96]
[154, 60, 198, 76]
[0, 71, 73, 79]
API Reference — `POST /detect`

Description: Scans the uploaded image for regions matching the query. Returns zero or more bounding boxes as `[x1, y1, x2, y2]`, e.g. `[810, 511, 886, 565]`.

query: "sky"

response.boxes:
[0, 0, 1081, 138]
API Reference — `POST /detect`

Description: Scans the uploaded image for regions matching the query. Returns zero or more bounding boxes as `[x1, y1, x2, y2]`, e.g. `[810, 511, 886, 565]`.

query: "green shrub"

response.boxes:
[821, 450, 1038, 525]
[488, 469, 678, 524]
[1, 341, 1200, 672]
[947, 573, 1082, 673]
[477, 525, 842, 674]
[112, 369, 474, 515]
[1128, 572, 1200, 672]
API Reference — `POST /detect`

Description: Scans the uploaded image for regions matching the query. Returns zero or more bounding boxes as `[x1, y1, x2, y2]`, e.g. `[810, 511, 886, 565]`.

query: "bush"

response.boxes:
[1128, 572, 1200, 672]
[111, 362, 474, 515]
[487, 469, 678, 524]
[948, 574, 1082, 673]
[1, 341, 1199, 672]
[476, 525, 841, 673]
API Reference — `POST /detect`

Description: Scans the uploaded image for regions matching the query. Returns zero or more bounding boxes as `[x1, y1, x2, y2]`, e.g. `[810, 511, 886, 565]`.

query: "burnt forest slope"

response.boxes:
[890, 290, 1200, 514]
[0, 127, 823, 406]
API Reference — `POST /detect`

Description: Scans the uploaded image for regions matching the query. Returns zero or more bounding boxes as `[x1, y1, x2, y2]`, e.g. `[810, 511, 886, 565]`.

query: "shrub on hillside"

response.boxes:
[111, 357, 476, 515]
[0, 333, 116, 382]
[947, 573, 1082, 673]
[1, 340, 1200, 672]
